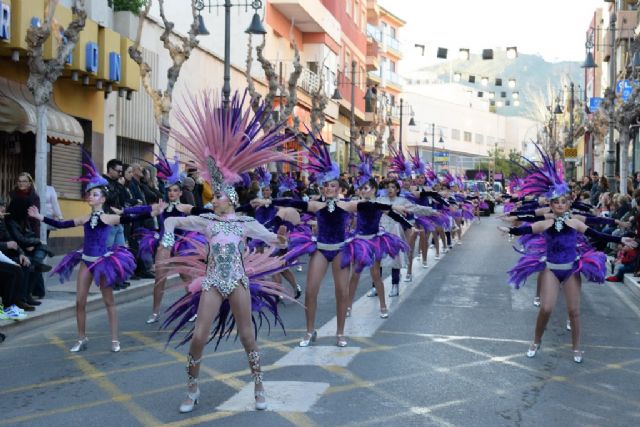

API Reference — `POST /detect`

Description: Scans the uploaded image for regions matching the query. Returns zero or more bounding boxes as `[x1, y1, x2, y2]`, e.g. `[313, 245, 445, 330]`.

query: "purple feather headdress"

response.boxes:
[278, 174, 298, 196]
[409, 149, 426, 176]
[150, 145, 181, 187]
[425, 168, 439, 187]
[518, 143, 569, 199]
[474, 171, 487, 181]
[508, 175, 523, 194]
[255, 166, 272, 189]
[352, 147, 377, 189]
[170, 90, 296, 204]
[76, 150, 108, 192]
[300, 130, 340, 184]
[388, 145, 412, 179]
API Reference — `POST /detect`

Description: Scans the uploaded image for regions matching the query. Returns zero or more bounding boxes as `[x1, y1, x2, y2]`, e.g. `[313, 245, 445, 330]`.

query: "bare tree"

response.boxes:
[129, 0, 200, 151]
[245, 26, 302, 134]
[309, 58, 328, 135]
[26, 0, 87, 242]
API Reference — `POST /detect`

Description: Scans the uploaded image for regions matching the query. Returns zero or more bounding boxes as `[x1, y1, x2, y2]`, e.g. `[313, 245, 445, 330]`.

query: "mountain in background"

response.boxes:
[404, 51, 584, 118]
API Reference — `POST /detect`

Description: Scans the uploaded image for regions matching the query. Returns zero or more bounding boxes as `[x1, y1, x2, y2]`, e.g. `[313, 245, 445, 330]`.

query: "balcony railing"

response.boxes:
[385, 36, 401, 53]
[387, 71, 402, 86]
[367, 24, 382, 43]
[277, 62, 321, 95]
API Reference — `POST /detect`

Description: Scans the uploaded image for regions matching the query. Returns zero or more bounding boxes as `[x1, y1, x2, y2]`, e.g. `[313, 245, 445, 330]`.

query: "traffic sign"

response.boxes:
[589, 97, 603, 111]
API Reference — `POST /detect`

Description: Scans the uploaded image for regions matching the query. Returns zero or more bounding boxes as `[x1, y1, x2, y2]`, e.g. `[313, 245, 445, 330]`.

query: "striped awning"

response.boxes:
[0, 76, 84, 144]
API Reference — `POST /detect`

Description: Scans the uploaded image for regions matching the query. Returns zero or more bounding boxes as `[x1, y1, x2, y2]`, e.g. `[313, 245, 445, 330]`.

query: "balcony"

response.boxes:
[387, 71, 403, 89]
[384, 36, 402, 58]
[367, 0, 380, 25]
[270, 0, 341, 42]
[366, 39, 380, 71]
[616, 10, 637, 42]
[367, 24, 382, 43]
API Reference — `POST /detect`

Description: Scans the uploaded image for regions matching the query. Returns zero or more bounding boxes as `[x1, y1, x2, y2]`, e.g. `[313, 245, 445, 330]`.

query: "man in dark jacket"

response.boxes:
[103, 159, 130, 289]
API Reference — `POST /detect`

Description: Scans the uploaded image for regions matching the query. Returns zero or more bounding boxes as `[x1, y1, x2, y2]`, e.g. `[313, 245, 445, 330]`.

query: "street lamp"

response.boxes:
[424, 123, 444, 172]
[195, 1, 267, 113]
[398, 98, 416, 153]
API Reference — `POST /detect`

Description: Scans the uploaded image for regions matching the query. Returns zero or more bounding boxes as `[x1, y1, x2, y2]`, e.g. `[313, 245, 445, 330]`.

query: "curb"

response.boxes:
[622, 273, 640, 299]
[1, 276, 179, 336]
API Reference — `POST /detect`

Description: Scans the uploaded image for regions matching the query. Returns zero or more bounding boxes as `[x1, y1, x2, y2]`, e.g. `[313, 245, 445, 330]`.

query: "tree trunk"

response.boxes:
[619, 127, 630, 195]
[159, 111, 170, 152]
[35, 104, 49, 242]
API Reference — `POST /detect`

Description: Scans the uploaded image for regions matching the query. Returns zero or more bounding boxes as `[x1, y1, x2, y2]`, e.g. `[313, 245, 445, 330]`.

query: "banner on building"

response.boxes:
[564, 147, 578, 162]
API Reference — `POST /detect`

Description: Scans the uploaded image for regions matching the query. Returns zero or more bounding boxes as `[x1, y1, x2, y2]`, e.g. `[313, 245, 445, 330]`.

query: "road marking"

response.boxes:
[275, 345, 361, 367]
[49, 335, 162, 427]
[216, 381, 330, 412]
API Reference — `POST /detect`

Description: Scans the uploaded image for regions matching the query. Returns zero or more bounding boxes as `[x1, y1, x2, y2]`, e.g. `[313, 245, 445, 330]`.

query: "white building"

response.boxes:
[401, 82, 539, 175]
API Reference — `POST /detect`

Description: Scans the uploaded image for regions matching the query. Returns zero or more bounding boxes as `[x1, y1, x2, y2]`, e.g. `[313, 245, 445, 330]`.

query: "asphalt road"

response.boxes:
[2, 216, 640, 427]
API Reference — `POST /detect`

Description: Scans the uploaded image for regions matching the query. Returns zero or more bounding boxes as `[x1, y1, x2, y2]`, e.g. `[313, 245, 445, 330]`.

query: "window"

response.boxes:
[475, 133, 484, 144]
[354, 1, 359, 24]
[345, 51, 351, 78]
[463, 131, 472, 142]
[389, 60, 396, 72]
[451, 129, 461, 140]
[390, 27, 396, 39]
[360, 66, 366, 89]
[346, 0, 352, 16]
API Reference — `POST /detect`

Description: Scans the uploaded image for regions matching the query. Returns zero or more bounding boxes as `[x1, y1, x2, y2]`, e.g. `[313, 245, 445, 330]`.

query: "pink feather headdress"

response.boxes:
[170, 91, 295, 203]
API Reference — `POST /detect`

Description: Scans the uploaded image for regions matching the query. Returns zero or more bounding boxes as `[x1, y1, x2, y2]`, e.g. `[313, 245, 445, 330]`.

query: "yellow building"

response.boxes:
[0, 0, 139, 251]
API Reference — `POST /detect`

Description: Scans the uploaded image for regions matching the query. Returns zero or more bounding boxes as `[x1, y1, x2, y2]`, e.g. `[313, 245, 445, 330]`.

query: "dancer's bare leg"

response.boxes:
[100, 284, 118, 342]
[75, 264, 93, 339]
[332, 256, 351, 339]
[348, 270, 361, 307]
[228, 284, 266, 404]
[183, 289, 224, 406]
[304, 252, 330, 334]
[151, 247, 170, 315]
[419, 230, 429, 263]
[533, 269, 561, 345]
[370, 260, 387, 312]
[563, 275, 582, 351]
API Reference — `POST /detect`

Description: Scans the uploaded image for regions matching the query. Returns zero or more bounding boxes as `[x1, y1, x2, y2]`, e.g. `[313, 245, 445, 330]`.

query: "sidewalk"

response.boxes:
[623, 273, 640, 298]
[0, 255, 169, 335]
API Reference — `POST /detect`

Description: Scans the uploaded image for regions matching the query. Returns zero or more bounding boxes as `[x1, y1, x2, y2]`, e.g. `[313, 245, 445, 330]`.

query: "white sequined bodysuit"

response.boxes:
[163, 213, 283, 297]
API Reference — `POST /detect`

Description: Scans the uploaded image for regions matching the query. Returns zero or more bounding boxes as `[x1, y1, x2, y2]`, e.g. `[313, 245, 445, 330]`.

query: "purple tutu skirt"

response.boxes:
[135, 228, 207, 262]
[342, 232, 410, 272]
[51, 246, 136, 288]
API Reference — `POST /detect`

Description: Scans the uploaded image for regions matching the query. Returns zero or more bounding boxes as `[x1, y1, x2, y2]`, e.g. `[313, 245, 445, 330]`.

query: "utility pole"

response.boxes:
[349, 60, 356, 173]
[606, 9, 617, 189]
[399, 98, 404, 153]
[567, 82, 575, 180]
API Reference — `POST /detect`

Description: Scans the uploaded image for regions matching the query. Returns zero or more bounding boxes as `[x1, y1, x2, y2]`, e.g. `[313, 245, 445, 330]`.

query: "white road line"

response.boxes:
[275, 346, 362, 367]
[216, 381, 330, 412]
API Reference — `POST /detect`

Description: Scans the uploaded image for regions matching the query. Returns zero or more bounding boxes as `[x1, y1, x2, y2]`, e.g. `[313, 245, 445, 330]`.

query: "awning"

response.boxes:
[0, 76, 84, 144]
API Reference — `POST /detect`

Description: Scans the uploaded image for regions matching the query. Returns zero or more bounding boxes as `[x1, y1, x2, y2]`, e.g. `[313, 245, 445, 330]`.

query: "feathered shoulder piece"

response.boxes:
[76, 149, 108, 192]
[409, 149, 426, 176]
[518, 143, 569, 199]
[300, 130, 340, 184]
[255, 166, 272, 189]
[474, 171, 486, 181]
[170, 91, 295, 200]
[388, 145, 412, 179]
[352, 147, 377, 189]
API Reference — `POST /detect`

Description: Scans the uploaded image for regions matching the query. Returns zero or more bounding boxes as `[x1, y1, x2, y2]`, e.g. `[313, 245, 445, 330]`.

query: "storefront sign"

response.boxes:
[0, 1, 10, 41]
[589, 97, 603, 111]
[434, 151, 449, 163]
[86, 42, 98, 73]
[109, 52, 121, 82]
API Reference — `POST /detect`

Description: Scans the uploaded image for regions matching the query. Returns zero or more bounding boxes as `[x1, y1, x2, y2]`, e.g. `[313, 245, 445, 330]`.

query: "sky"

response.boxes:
[377, 0, 607, 72]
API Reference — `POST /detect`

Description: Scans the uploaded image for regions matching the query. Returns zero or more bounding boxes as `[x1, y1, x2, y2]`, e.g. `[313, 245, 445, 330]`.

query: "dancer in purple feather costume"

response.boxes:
[252, 133, 410, 348]
[499, 144, 637, 364]
[346, 178, 412, 318]
[162, 90, 296, 413]
[27, 152, 142, 353]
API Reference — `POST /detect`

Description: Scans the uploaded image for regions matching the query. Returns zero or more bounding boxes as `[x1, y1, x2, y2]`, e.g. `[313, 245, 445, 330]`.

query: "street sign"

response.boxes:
[589, 97, 603, 111]
[616, 80, 637, 102]
[564, 147, 578, 162]
[434, 151, 449, 163]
